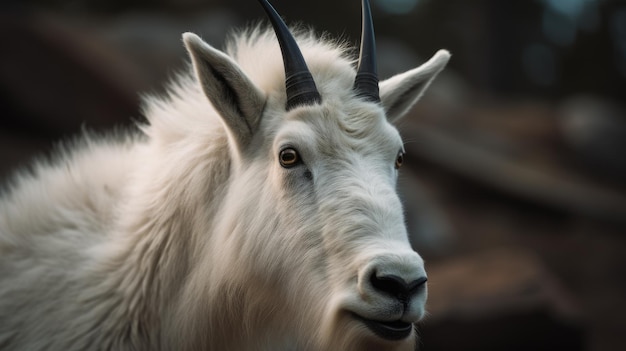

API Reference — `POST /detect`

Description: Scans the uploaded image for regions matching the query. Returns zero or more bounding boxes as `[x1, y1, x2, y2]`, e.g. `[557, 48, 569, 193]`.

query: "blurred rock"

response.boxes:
[0, 12, 141, 136]
[559, 95, 626, 181]
[420, 248, 584, 351]
[398, 167, 454, 257]
[400, 113, 626, 224]
[96, 9, 242, 91]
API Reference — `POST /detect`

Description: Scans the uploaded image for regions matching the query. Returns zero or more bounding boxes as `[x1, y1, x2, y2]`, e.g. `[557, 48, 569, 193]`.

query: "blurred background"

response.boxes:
[1, 0, 625, 350]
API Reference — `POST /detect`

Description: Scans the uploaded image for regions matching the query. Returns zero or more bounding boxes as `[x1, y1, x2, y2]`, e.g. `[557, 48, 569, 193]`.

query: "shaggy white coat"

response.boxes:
[0, 26, 449, 350]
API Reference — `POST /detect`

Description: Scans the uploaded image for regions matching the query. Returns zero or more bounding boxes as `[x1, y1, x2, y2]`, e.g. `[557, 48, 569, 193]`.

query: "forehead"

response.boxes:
[274, 103, 402, 156]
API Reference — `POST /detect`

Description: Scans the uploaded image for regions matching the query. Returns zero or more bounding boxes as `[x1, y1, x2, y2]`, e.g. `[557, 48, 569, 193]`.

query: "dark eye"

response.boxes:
[279, 148, 300, 168]
[395, 150, 405, 169]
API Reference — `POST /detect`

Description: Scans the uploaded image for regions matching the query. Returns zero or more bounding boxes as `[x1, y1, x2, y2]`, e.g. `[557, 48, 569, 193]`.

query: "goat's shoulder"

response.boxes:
[0, 128, 145, 256]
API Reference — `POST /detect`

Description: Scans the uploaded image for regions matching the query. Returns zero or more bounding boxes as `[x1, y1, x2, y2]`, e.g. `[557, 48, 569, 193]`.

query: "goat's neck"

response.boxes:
[93, 135, 233, 347]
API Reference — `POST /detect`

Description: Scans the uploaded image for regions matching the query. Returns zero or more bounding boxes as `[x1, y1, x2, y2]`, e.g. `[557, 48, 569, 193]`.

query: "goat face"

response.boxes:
[271, 104, 428, 348]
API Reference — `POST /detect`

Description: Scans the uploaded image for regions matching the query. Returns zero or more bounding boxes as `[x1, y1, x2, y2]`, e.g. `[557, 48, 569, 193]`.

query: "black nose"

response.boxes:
[370, 273, 427, 302]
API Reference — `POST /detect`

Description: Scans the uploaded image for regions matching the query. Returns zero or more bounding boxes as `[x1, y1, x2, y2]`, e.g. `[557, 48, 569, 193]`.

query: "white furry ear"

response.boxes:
[183, 32, 266, 151]
[379, 49, 450, 123]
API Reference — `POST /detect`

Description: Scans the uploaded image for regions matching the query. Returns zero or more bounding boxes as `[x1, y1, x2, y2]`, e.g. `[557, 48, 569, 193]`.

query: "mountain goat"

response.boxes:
[0, 0, 450, 349]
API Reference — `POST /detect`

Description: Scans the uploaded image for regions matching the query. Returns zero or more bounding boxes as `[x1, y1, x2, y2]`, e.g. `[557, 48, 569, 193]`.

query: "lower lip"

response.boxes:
[352, 313, 413, 341]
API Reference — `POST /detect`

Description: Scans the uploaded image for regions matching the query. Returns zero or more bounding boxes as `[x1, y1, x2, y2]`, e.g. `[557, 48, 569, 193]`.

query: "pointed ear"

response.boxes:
[183, 32, 266, 151]
[379, 50, 450, 123]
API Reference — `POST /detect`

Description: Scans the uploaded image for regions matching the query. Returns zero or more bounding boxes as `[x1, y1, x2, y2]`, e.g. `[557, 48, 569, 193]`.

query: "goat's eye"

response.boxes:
[279, 148, 300, 168]
[395, 150, 405, 169]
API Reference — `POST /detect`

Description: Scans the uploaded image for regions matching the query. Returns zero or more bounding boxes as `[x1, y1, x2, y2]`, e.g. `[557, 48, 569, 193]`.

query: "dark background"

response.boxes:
[1, 0, 625, 350]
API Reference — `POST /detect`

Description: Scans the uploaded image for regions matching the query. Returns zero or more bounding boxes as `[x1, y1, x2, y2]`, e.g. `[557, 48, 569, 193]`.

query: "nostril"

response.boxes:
[370, 273, 427, 301]
[370, 274, 406, 297]
[407, 276, 428, 294]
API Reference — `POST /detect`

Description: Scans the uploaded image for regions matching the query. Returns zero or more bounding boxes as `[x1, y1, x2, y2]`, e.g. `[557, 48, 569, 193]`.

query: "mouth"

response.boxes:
[351, 313, 414, 341]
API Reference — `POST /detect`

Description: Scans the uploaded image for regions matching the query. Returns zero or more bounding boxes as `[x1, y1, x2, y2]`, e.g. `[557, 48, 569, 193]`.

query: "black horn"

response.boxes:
[257, 0, 322, 110]
[354, 0, 380, 103]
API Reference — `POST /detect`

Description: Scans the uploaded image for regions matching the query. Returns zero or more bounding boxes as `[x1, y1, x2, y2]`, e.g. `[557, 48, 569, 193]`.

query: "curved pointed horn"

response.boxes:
[354, 0, 380, 103]
[257, 0, 322, 110]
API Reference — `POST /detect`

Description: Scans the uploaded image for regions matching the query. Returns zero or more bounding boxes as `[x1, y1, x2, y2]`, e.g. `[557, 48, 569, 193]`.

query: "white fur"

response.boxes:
[0, 26, 449, 350]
